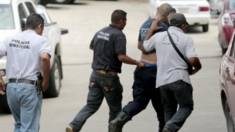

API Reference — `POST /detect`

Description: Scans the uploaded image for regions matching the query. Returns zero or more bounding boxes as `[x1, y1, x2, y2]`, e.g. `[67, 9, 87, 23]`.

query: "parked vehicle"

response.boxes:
[220, 31, 235, 132]
[148, 0, 210, 32]
[0, 0, 68, 113]
[218, 0, 235, 54]
[209, 0, 223, 18]
[34, 0, 75, 5]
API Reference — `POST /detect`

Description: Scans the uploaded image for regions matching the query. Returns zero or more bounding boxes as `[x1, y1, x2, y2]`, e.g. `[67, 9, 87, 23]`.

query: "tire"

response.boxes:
[0, 95, 11, 113]
[222, 47, 227, 55]
[43, 56, 62, 97]
[202, 24, 209, 32]
[39, 0, 49, 6]
[222, 98, 235, 132]
[62, 0, 75, 4]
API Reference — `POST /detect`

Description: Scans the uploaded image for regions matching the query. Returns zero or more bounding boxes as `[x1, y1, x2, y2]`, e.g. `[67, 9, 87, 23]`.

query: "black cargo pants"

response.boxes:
[70, 71, 123, 131]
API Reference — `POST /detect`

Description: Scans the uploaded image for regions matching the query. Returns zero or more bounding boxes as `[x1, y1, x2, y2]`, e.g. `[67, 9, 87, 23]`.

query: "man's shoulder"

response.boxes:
[99, 26, 123, 35]
[140, 18, 153, 29]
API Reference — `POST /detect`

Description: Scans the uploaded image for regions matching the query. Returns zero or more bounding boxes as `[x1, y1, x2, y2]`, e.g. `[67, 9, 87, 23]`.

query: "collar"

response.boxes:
[109, 24, 121, 31]
[168, 26, 184, 33]
[24, 29, 37, 34]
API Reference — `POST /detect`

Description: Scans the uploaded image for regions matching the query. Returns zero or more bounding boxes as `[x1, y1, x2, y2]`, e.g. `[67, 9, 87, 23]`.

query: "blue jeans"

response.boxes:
[6, 83, 42, 132]
[70, 71, 123, 131]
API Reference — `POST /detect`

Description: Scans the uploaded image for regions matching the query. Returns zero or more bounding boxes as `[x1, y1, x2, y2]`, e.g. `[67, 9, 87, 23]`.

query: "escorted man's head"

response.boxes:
[111, 9, 127, 30]
[169, 13, 189, 32]
[26, 14, 44, 35]
[156, 3, 174, 22]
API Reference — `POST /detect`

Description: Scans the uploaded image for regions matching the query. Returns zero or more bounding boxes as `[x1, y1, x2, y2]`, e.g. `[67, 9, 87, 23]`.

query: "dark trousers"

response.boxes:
[159, 80, 194, 132]
[70, 71, 123, 132]
[122, 66, 165, 132]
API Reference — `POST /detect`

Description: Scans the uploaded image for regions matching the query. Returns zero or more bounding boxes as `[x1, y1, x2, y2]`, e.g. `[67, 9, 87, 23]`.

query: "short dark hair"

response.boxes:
[26, 14, 44, 29]
[111, 9, 127, 23]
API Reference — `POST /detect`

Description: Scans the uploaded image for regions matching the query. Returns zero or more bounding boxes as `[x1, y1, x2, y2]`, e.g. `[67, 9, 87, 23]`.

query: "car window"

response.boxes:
[18, 3, 27, 30]
[25, 2, 36, 14]
[0, 4, 15, 29]
[18, 4, 27, 19]
[229, 0, 235, 10]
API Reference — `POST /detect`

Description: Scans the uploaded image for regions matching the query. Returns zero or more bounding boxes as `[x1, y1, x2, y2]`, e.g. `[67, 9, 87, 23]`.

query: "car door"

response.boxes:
[17, 3, 28, 31]
[223, 34, 235, 120]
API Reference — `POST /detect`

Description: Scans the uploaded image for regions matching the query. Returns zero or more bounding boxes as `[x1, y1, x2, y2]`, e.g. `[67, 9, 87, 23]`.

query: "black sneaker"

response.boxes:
[162, 127, 171, 132]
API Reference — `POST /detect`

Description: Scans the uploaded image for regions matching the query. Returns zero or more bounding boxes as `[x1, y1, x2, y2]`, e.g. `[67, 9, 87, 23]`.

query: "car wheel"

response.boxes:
[222, 47, 227, 55]
[62, 0, 75, 4]
[43, 56, 62, 97]
[39, 0, 49, 6]
[0, 95, 11, 113]
[223, 98, 235, 132]
[202, 24, 209, 32]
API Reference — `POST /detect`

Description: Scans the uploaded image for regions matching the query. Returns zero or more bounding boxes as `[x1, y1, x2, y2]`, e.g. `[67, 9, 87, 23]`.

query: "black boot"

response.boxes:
[109, 111, 131, 132]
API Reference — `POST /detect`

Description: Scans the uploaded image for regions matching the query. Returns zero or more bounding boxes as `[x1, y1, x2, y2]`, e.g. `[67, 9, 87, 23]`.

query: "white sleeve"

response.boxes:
[0, 38, 8, 57]
[185, 37, 197, 58]
[143, 35, 156, 52]
[39, 38, 51, 57]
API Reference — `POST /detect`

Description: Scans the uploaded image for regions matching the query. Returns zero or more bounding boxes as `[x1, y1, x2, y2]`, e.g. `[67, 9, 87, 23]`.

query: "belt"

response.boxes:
[8, 78, 37, 86]
[96, 70, 117, 76]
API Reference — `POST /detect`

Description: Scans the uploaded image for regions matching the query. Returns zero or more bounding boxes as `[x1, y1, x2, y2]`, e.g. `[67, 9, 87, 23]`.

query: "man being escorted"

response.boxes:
[109, 4, 175, 132]
[144, 13, 201, 132]
[0, 14, 51, 132]
[66, 9, 143, 132]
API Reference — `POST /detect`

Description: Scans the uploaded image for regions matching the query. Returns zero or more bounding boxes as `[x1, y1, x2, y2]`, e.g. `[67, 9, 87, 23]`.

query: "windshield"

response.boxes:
[0, 4, 15, 29]
[230, 0, 235, 10]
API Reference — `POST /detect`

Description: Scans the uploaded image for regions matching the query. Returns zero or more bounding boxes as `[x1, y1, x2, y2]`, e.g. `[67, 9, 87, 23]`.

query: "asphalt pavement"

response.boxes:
[0, 0, 227, 132]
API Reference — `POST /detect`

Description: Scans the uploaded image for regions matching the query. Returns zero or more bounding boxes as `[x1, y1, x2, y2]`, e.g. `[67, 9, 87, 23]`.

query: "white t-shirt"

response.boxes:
[0, 30, 51, 80]
[143, 26, 197, 88]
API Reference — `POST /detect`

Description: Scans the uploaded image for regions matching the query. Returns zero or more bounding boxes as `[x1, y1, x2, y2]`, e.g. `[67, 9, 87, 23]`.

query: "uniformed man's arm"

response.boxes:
[41, 53, 50, 91]
[0, 75, 5, 95]
[89, 36, 95, 50]
[39, 38, 51, 91]
[114, 34, 144, 67]
[0, 38, 8, 58]
[118, 54, 144, 67]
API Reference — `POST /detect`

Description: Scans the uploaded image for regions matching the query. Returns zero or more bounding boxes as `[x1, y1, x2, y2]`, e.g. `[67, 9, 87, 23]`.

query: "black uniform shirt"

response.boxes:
[90, 25, 126, 73]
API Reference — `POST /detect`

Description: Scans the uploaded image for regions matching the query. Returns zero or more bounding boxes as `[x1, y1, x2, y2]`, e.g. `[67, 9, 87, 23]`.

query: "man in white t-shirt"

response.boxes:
[143, 13, 201, 132]
[0, 14, 51, 132]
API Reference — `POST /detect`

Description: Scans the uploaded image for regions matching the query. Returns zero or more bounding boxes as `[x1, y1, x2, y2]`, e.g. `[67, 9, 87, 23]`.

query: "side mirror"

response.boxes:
[21, 18, 27, 31]
[61, 28, 68, 35]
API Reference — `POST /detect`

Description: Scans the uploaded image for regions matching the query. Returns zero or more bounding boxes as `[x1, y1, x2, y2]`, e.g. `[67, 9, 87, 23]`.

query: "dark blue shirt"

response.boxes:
[138, 17, 169, 43]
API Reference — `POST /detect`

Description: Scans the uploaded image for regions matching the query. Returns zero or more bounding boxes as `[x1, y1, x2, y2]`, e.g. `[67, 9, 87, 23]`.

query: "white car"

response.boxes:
[0, 0, 68, 113]
[34, 0, 75, 6]
[149, 0, 211, 32]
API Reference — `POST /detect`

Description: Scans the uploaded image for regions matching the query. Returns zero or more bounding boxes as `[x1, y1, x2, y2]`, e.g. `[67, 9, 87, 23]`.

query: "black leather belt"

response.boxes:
[8, 78, 37, 86]
[96, 70, 117, 76]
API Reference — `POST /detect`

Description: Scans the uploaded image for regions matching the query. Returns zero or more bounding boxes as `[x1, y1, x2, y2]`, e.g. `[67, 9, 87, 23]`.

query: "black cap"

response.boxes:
[169, 13, 189, 26]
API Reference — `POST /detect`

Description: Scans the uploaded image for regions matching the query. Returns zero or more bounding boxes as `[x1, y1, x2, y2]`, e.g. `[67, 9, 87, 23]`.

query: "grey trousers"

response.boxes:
[70, 71, 123, 132]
